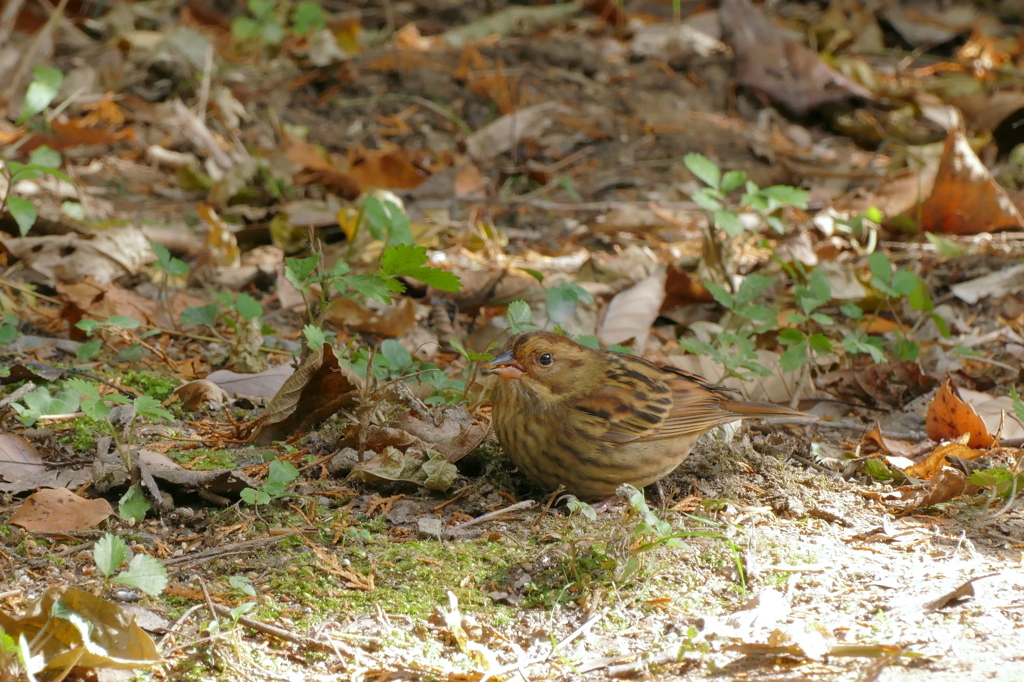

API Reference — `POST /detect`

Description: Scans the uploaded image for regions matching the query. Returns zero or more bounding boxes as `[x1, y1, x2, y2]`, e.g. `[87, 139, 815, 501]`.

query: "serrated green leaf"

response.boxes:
[304, 325, 327, 351]
[808, 333, 833, 353]
[234, 293, 262, 321]
[66, 378, 101, 400]
[119, 484, 151, 523]
[778, 327, 804, 345]
[347, 274, 399, 304]
[778, 339, 802, 372]
[735, 274, 775, 307]
[703, 281, 734, 309]
[506, 300, 534, 331]
[759, 185, 809, 209]
[114, 554, 169, 596]
[7, 197, 37, 236]
[292, 0, 326, 34]
[690, 188, 723, 212]
[683, 153, 721, 189]
[134, 395, 173, 421]
[286, 255, 319, 289]
[840, 302, 863, 319]
[94, 533, 128, 577]
[720, 169, 746, 193]
[181, 304, 219, 327]
[892, 339, 919, 360]
[546, 281, 591, 325]
[714, 209, 745, 237]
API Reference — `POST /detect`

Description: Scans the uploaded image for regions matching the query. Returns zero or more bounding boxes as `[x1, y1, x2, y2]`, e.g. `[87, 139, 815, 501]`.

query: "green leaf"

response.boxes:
[867, 252, 891, 284]
[380, 243, 461, 291]
[232, 16, 259, 40]
[119, 484, 151, 523]
[929, 313, 951, 338]
[759, 185, 809, 209]
[506, 300, 535, 332]
[261, 18, 285, 44]
[346, 273, 399, 305]
[285, 255, 319, 289]
[780, 342, 807, 372]
[720, 169, 746, 193]
[690, 188, 723, 212]
[840, 302, 863, 319]
[925, 232, 964, 258]
[907, 277, 933, 312]
[364, 196, 414, 245]
[81, 397, 111, 421]
[778, 327, 805, 345]
[703, 281, 734, 309]
[1011, 387, 1024, 425]
[0, 323, 16, 344]
[114, 554, 169, 596]
[379, 339, 412, 371]
[75, 338, 101, 361]
[969, 467, 1012, 488]
[892, 338, 920, 360]
[28, 145, 61, 169]
[304, 324, 327, 351]
[714, 209, 745, 237]
[808, 333, 833, 353]
[7, 197, 37, 236]
[134, 395, 173, 421]
[181, 304, 219, 327]
[574, 334, 600, 349]
[683, 153, 721, 189]
[809, 312, 833, 326]
[66, 378, 101, 400]
[234, 293, 263, 321]
[61, 201, 84, 220]
[292, 1, 326, 34]
[20, 66, 63, 122]
[108, 315, 141, 329]
[734, 274, 775, 307]
[891, 270, 919, 297]
[546, 281, 592, 325]
[93, 533, 128, 577]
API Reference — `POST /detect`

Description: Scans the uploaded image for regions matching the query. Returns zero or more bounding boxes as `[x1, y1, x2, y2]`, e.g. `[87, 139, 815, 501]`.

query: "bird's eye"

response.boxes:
[538, 353, 554, 367]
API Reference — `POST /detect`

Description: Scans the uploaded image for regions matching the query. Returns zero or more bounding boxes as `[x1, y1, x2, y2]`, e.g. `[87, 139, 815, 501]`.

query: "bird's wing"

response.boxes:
[569, 355, 742, 443]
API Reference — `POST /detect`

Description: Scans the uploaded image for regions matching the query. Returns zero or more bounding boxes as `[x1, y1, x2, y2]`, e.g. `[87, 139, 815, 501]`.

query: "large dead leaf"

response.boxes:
[598, 268, 667, 354]
[251, 343, 363, 444]
[56, 277, 160, 326]
[918, 124, 1024, 234]
[720, 0, 872, 116]
[905, 441, 984, 480]
[325, 297, 417, 337]
[0, 587, 161, 672]
[10, 488, 114, 532]
[206, 364, 294, 399]
[925, 381, 993, 448]
[92, 448, 258, 500]
[1, 226, 154, 285]
[465, 102, 569, 161]
[0, 433, 92, 493]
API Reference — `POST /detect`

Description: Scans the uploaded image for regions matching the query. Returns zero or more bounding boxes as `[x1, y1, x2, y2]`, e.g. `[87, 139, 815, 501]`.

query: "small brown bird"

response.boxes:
[488, 331, 808, 500]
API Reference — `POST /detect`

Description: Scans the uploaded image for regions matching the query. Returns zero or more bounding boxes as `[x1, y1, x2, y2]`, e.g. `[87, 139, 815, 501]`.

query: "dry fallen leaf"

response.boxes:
[10, 487, 114, 532]
[925, 380, 993, 448]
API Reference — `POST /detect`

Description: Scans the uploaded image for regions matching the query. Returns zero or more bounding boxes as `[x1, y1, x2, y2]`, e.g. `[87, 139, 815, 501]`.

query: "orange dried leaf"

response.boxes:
[925, 380, 993, 448]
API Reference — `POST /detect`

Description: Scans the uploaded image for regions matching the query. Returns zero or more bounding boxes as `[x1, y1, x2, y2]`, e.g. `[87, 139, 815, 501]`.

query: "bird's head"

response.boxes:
[487, 331, 603, 400]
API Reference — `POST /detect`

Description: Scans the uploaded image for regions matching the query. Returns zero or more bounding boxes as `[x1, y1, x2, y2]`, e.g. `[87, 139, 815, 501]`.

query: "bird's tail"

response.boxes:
[720, 399, 813, 421]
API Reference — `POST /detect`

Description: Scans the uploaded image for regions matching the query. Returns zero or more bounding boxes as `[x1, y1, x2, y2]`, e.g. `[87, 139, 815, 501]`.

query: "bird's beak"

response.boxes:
[487, 350, 524, 379]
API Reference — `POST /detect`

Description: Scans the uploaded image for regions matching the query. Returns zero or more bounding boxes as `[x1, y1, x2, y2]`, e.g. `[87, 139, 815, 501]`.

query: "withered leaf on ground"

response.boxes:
[206, 364, 294, 399]
[251, 342, 363, 444]
[10, 487, 114, 532]
[348, 446, 458, 492]
[925, 380, 993, 448]
[0, 587, 160, 672]
[0, 433, 92, 493]
[92, 447, 257, 500]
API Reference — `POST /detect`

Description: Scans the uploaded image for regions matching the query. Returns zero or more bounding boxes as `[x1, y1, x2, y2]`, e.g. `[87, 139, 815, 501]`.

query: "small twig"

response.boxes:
[448, 500, 535, 533]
